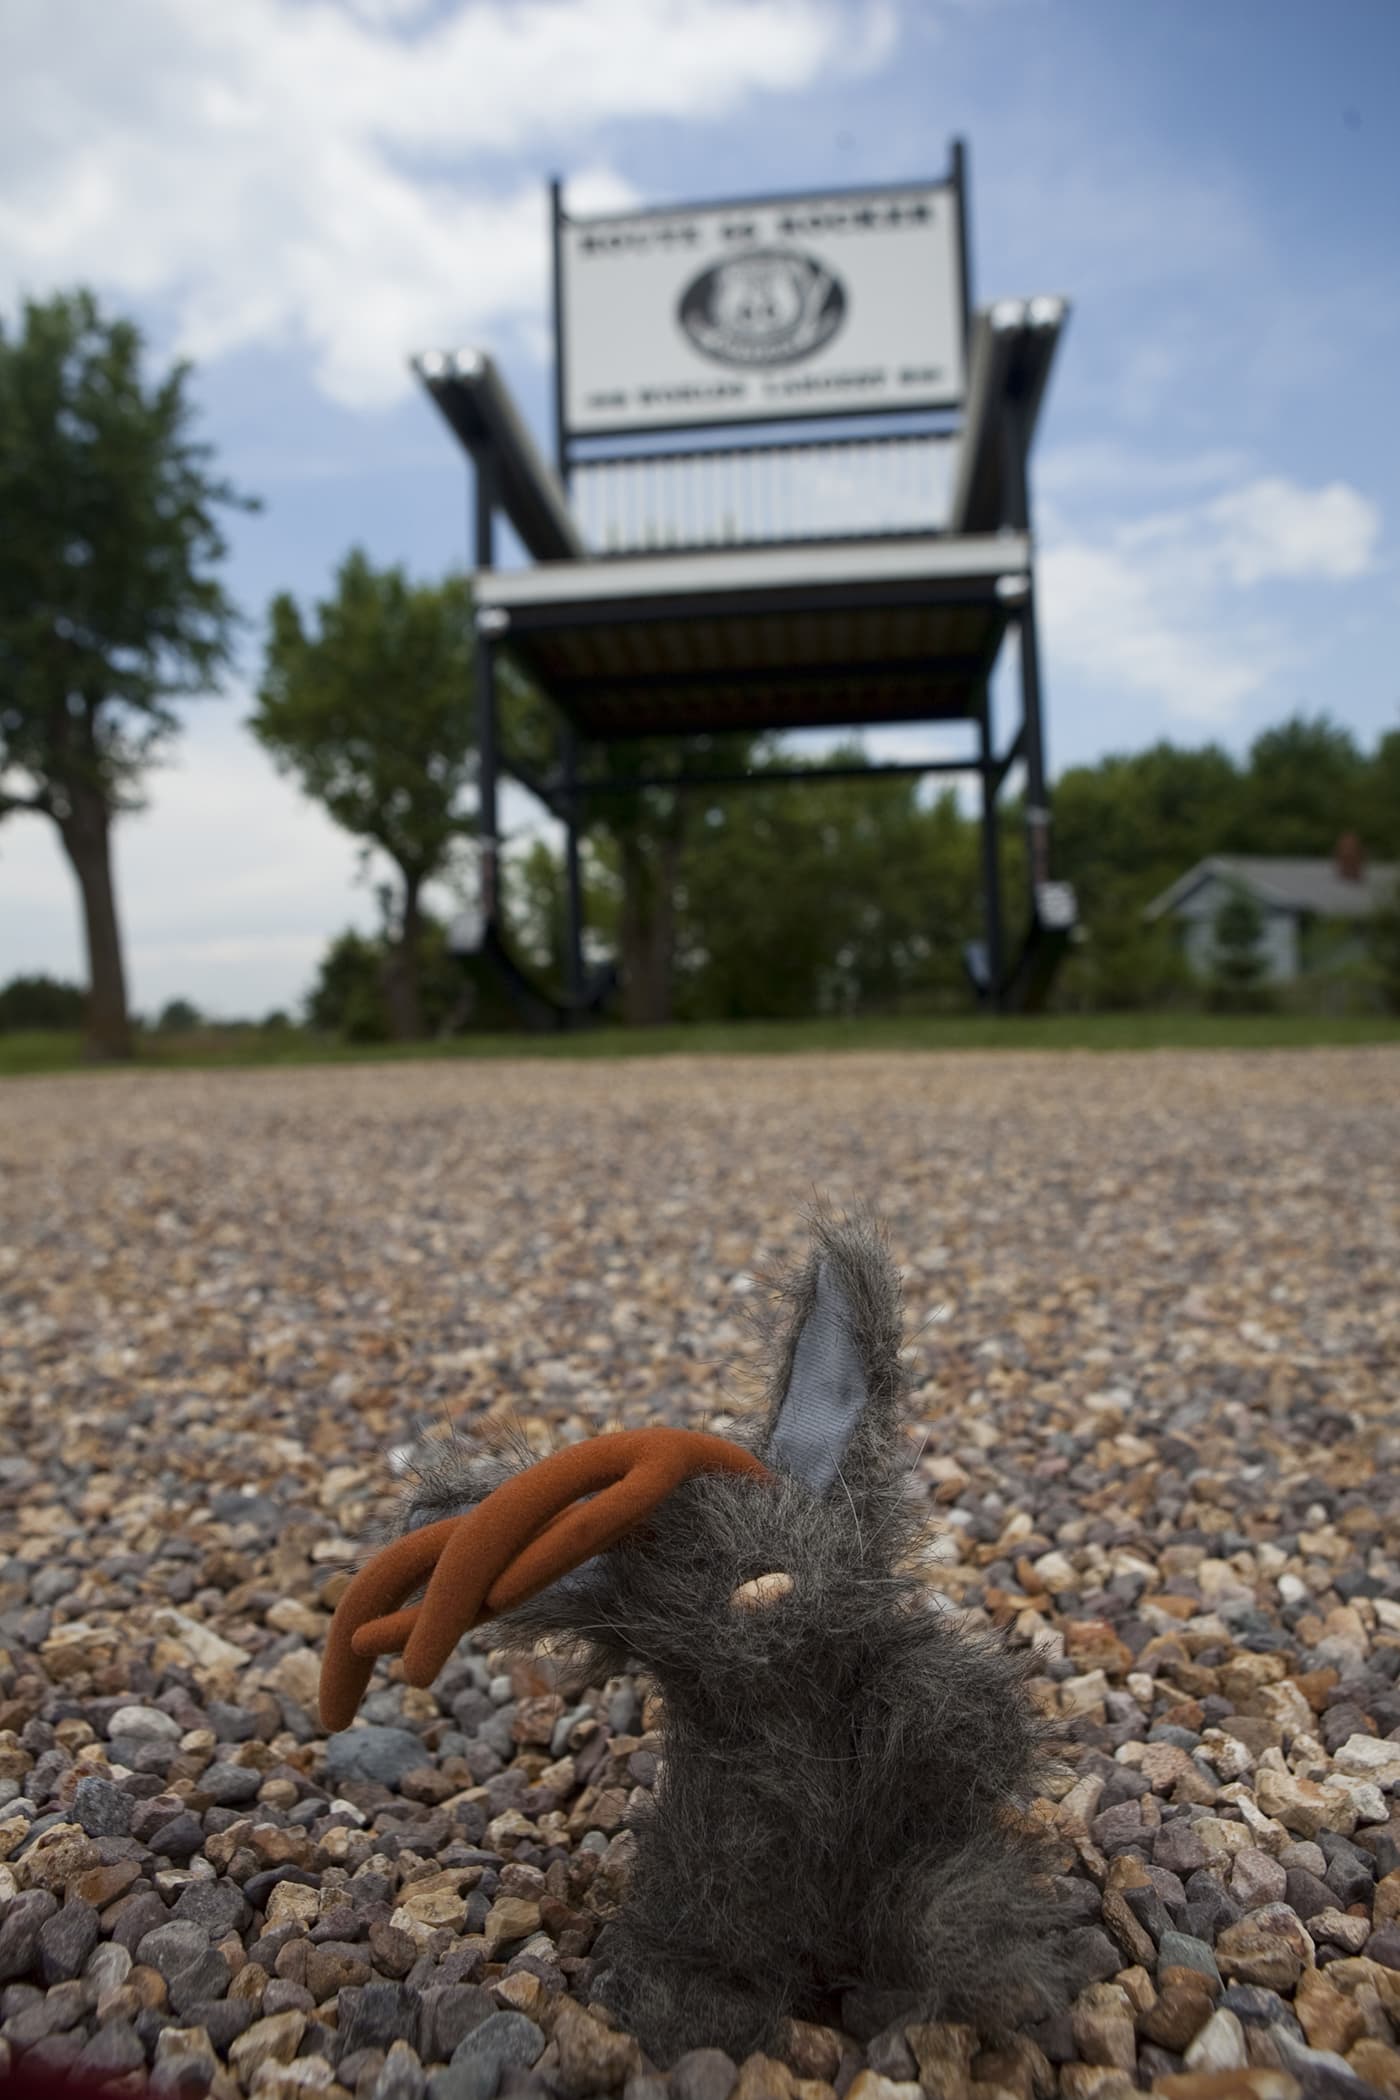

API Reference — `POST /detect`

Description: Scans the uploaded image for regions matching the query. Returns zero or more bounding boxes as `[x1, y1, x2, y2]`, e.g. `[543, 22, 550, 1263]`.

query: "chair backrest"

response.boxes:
[551, 151, 973, 557]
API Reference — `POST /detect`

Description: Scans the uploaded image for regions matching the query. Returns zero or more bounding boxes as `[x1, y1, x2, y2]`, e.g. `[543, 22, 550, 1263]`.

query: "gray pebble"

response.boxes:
[864, 2025, 917, 2081]
[167, 1947, 231, 2017]
[30, 1567, 78, 1607]
[1285, 1866, 1337, 1920]
[84, 1941, 133, 1997]
[1059, 1926, 1122, 1994]
[37, 1900, 100, 1985]
[340, 1982, 420, 2056]
[148, 1812, 206, 1862]
[108, 1706, 182, 1742]
[80, 2020, 147, 2074]
[111, 1893, 171, 1956]
[205, 1702, 256, 1742]
[443, 2011, 545, 2100]
[0, 1891, 58, 1983]
[549, 1707, 590, 1759]
[416, 1984, 495, 2065]
[187, 1998, 256, 2049]
[136, 1918, 211, 1981]
[325, 1728, 428, 1790]
[200, 1762, 263, 1806]
[607, 1682, 641, 1736]
[1269, 2026, 1375, 2099]
[1158, 1930, 1221, 1984]
[172, 1879, 251, 1938]
[374, 2040, 427, 2100]
[3, 1982, 86, 2046]
[670, 2049, 738, 2100]
[73, 1775, 133, 1837]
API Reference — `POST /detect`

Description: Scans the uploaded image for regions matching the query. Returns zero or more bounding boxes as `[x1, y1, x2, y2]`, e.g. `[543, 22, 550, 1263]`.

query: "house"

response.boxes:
[1145, 837, 1397, 983]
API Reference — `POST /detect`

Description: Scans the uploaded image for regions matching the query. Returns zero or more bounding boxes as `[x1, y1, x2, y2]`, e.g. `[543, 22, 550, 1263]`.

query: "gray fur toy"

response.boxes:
[390, 1213, 1061, 2064]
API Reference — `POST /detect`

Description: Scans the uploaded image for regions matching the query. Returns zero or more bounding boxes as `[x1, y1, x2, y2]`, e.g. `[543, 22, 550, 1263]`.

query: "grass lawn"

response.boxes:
[4, 1010, 1400, 1078]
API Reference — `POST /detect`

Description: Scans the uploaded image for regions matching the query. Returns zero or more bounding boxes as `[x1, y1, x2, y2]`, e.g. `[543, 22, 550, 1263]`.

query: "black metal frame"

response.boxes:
[444, 141, 1065, 1021]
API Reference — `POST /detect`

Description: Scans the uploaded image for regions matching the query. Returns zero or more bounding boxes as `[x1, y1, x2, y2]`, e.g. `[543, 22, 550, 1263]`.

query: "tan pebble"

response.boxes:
[1071, 1983, 1136, 2072]
[492, 1972, 547, 2020]
[1056, 2070, 1137, 2099]
[1347, 2040, 1400, 2098]
[842, 2074, 919, 2100]
[127, 1965, 168, 2011]
[230, 1963, 270, 2005]
[549, 1996, 641, 2090]
[265, 1881, 319, 1931]
[1294, 1969, 1367, 2055]
[971, 2035, 1054, 2100]
[732, 2058, 797, 2100]
[905, 2021, 977, 2100]
[230, 2011, 308, 2079]
[1152, 2073, 1301, 2099]
[784, 2021, 843, 2082]
[1307, 1907, 1369, 1953]
[730, 1572, 795, 1611]
[1184, 2009, 1248, 2074]
[1116, 1966, 1156, 2015]
[1141, 1980, 1217, 2051]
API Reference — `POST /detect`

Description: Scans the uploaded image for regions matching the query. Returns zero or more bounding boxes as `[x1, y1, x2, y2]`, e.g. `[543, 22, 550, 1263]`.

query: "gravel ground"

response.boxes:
[2, 1049, 1400, 2100]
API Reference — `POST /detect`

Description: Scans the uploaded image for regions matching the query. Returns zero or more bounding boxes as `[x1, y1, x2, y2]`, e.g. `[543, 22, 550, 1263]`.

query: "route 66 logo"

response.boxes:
[678, 249, 846, 368]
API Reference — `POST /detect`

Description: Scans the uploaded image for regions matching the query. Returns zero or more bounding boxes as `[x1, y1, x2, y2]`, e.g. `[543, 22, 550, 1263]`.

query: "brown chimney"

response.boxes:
[1334, 832, 1367, 882]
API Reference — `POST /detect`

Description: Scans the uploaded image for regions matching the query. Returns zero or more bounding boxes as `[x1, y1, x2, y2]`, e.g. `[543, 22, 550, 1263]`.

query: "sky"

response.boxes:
[2, 0, 1397, 1017]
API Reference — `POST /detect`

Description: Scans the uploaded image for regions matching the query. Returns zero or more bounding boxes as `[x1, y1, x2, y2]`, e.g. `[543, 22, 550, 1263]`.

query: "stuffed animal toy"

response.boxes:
[321, 1214, 1060, 2063]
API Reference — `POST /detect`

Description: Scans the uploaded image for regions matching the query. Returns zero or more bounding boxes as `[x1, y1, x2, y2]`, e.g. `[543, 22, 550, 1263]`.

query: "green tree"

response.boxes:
[0, 290, 252, 1059]
[1239, 714, 1368, 854]
[581, 734, 764, 1026]
[1054, 740, 1241, 922]
[674, 759, 980, 1020]
[305, 918, 466, 1042]
[154, 997, 202, 1033]
[0, 973, 86, 1031]
[1368, 876, 1400, 1015]
[1209, 880, 1270, 1010]
[253, 553, 476, 1039]
[1359, 726, 1400, 857]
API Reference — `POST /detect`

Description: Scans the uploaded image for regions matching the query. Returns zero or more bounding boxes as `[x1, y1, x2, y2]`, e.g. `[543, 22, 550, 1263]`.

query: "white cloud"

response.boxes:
[1040, 467, 1382, 725]
[1203, 479, 1380, 586]
[2, 708, 379, 1016]
[0, 0, 895, 407]
[0, 700, 562, 1018]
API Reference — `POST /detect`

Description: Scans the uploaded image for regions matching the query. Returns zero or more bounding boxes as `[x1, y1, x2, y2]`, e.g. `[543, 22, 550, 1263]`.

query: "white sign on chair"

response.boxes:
[559, 182, 967, 437]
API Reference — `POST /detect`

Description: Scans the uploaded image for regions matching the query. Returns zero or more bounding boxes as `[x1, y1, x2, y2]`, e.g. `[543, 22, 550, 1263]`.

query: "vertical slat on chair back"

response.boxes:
[571, 432, 954, 555]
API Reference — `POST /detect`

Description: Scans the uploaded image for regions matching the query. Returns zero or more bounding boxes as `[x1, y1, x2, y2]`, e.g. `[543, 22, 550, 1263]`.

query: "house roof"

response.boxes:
[1145, 855, 1399, 923]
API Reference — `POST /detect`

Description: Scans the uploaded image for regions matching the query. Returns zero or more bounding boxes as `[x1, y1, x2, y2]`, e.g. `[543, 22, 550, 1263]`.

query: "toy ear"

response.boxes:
[767, 1258, 870, 1493]
[762, 1214, 906, 1500]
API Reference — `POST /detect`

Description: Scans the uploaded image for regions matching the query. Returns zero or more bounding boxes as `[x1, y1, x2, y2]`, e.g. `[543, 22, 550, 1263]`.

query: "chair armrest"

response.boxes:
[414, 349, 586, 563]
[947, 298, 1069, 536]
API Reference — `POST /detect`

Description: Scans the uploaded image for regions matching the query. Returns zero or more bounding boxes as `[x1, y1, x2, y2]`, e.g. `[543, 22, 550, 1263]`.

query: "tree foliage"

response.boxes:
[253, 553, 476, 1039]
[0, 974, 86, 1032]
[0, 289, 252, 1057]
[305, 919, 466, 1042]
[1209, 880, 1271, 1010]
[673, 760, 980, 1019]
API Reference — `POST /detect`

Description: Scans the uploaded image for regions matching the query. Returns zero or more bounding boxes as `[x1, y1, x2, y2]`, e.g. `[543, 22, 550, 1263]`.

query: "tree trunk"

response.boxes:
[384, 870, 425, 1040]
[619, 828, 680, 1027]
[57, 788, 132, 1061]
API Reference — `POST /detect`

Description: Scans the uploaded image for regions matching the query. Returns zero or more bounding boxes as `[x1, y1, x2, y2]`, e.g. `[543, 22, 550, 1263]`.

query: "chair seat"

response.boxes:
[477, 532, 1029, 739]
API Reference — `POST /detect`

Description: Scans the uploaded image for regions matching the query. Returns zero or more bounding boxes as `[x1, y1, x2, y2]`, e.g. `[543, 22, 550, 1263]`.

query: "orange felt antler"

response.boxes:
[320, 1428, 769, 1732]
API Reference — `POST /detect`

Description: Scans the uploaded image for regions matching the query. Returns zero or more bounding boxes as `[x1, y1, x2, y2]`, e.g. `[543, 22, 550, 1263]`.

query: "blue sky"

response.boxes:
[2, 0, 1397, 1015]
